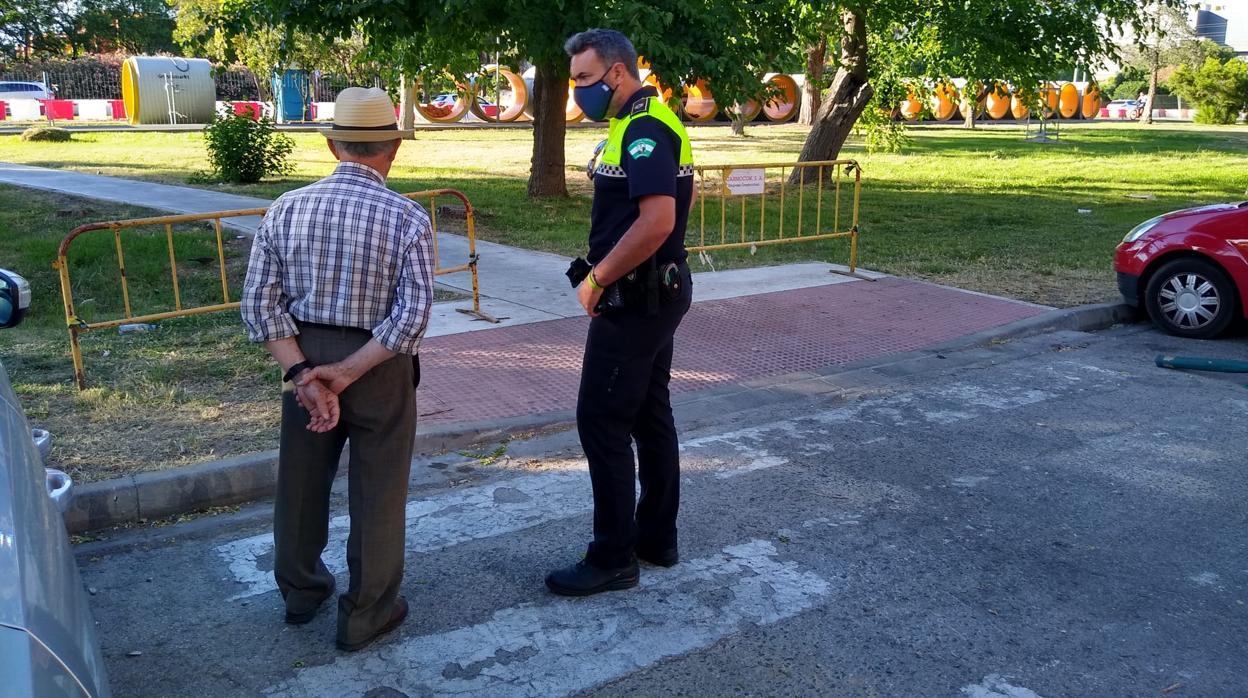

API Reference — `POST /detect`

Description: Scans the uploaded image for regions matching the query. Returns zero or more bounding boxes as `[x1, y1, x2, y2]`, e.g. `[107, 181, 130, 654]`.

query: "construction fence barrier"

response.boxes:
[54, 189, 491, 389]
[691, 160, 863, 274]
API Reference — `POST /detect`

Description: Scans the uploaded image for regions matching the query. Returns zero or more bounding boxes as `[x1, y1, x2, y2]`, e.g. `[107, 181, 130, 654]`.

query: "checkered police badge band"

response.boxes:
[595, 164, 627, 178]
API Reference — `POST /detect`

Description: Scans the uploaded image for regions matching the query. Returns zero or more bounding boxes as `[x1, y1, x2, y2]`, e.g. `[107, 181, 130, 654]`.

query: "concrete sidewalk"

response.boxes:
[0, 161, 271, 231]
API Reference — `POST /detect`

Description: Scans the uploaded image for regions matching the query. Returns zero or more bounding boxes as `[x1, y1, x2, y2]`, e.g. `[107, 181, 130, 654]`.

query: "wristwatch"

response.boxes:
[283, 360, 314, 383]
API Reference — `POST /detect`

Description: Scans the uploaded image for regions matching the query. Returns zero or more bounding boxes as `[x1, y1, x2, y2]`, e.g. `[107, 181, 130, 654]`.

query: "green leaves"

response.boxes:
[202, 109, 295, 183]
[1168, 56, 1248, 125]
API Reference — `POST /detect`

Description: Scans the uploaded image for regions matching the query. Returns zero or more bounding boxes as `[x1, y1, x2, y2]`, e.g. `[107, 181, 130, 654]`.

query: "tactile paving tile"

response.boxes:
[416, 278, 1046, 424]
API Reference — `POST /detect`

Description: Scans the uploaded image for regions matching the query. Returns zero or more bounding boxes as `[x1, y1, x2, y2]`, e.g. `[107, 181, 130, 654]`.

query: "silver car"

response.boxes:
[0, 81, 54, 101]
[0, 268, 111, 697]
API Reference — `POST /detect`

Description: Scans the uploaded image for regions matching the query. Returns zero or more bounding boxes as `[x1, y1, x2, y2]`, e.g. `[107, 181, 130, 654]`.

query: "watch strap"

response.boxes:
[283, 360, 314, 383]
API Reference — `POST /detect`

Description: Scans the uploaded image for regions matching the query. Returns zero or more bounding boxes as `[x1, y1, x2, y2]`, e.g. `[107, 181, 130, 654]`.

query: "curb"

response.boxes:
[64, 411, 574, 534]
[923, 302, 1137, 354]
[63, 302, 1137, 534]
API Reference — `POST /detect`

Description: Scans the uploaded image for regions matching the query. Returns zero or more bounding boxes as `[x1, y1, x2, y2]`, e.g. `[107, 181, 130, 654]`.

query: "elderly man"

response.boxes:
[241, 86, 433, 652]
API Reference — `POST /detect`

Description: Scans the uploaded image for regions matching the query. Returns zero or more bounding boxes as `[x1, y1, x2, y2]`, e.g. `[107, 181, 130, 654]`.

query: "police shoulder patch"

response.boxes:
[627, 138, 657, 159]
[630, 97, 650, 116]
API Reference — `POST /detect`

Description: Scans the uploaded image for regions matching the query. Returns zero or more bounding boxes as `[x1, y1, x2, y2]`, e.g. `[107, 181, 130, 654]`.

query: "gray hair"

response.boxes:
[564, 29, 640, 79]
[336, 139, 400, 158]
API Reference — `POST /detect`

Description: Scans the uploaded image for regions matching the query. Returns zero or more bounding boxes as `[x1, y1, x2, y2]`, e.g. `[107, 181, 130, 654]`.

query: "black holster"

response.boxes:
[567, 256, 681, 317]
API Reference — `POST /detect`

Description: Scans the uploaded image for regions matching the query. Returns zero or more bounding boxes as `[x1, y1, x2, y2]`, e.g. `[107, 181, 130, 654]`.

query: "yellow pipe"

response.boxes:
[688, 231, 854, 253]
[778, 167, 786, 239]
[214, 219, 230, 303]
[739, 196, 745, 244]
[165, 223, 182, 311]
[797, 167, 805, 236]
[696, 160, 857, 172]
[699, 170, 707, 247]
[113, 226, 132, 319]
[816, 165, 824, 233]
[77, 302, 242, 332]
[834, 164, 842, 233]
[719, 174, 726, 245]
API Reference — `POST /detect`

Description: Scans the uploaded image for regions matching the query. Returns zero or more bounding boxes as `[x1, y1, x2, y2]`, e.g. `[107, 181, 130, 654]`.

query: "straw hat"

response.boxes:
[323, 86, 413, 142]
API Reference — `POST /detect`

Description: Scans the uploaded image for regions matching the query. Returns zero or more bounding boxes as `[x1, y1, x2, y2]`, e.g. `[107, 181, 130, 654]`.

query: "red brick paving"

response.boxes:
[416, 278, 1046, 424]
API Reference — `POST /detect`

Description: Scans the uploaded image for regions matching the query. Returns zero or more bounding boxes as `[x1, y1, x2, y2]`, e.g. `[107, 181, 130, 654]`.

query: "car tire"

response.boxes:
[1144, 257, 1239, 339]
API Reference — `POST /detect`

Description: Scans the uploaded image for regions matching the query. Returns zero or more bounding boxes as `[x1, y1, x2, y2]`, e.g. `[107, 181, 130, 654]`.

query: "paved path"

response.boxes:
[416, 277, 1046, 425]
[0, 161, 271, 230]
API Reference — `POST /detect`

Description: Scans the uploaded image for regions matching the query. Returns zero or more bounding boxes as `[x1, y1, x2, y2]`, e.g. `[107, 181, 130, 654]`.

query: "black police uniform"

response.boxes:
[578, 86, 695, 569]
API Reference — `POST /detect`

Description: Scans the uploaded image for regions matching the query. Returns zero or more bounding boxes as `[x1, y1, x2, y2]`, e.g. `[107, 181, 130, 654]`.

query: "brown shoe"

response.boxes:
[336, 596, 409, 652]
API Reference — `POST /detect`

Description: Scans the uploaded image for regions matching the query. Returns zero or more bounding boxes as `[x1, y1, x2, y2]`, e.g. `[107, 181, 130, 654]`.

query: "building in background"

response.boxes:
[1195, 6, 1229, 45]
[1191, 2, 1248, 53]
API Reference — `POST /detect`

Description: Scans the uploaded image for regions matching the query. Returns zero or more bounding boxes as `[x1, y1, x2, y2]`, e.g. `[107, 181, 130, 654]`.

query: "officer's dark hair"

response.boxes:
[564, 29, 640, 79]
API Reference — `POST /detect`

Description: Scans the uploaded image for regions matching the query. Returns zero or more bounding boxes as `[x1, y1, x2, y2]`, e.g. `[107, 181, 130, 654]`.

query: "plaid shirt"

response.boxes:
[242, 162, 434, 355]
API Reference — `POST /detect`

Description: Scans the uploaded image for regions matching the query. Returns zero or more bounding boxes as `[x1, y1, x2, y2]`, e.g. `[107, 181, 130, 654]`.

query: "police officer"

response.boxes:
[546, 29, 696, 596]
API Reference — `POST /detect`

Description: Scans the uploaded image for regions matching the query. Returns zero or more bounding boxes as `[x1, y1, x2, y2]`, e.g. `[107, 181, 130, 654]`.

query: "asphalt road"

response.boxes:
[76, 325, 1248, 697]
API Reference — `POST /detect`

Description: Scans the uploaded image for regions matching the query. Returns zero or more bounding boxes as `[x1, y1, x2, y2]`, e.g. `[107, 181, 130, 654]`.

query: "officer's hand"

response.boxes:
[577, 279, 603, 317]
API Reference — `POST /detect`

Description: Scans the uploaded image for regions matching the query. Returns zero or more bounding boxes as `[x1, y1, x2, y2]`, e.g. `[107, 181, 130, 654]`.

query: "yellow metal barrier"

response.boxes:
[54, 189, 491, 389]
[692, 160, 862, 272]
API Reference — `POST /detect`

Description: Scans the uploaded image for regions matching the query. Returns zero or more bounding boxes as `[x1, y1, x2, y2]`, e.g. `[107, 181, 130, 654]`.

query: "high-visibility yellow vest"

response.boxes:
[596, 95, 694, 178]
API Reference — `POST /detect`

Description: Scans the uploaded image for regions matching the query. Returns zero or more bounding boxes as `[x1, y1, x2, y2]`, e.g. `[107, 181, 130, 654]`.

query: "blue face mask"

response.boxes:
[573, 65, 619, 122]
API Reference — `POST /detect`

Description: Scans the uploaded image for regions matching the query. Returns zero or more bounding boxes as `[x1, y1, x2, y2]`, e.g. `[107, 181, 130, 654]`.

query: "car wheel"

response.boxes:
[1144, 257, 1239, 339]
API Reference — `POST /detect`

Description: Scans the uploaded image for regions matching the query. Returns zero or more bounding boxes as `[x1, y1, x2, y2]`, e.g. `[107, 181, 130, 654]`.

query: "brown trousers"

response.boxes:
[273, 323, 416, 646]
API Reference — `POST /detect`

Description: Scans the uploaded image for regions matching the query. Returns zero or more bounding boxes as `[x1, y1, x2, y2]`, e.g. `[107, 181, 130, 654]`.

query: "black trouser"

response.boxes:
[577, 265, 693, 568]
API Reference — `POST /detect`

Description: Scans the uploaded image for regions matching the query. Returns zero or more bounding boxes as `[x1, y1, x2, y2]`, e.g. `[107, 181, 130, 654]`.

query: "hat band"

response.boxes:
[332, 122, 399, 131]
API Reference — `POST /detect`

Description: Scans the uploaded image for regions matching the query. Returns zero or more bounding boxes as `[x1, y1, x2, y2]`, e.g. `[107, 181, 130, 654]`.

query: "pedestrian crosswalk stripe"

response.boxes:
[219, 467, 591, 600]
[219, 366, 1115, 600]
[264, 539, 834, 697]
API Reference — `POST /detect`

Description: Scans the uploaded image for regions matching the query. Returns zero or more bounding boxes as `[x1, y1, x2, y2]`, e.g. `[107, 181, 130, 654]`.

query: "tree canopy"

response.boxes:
[1169, 54, 1248, 125]
[253, 0, 807, 196]
[793, 0, 1182, 174]
[1, 0, 176, 59]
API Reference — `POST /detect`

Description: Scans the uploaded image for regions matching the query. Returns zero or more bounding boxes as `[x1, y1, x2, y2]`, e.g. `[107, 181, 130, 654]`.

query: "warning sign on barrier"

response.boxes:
[723, 168, 766, 196]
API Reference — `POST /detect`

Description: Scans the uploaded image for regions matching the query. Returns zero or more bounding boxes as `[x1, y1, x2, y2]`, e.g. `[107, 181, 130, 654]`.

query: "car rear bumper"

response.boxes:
[1117, 271, 1140, 306]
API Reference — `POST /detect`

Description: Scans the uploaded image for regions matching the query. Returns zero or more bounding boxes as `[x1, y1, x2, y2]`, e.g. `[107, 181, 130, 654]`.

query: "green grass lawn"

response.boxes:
[0, 186, 463, 482]
[0, 187, 279, 482]
[3, 121, 1247, 306]
[3, 120, 1248, 482]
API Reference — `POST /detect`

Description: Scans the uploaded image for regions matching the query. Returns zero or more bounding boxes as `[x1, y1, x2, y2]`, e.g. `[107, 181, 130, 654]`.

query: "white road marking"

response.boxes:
[219, 468, 589, 600]
[1191, 571, 1220, 587]
[220, 366, 1121, 599]
[264, 540, 832, 697]
[952, 476, 989, 488]
[962, 674, 1044, 698]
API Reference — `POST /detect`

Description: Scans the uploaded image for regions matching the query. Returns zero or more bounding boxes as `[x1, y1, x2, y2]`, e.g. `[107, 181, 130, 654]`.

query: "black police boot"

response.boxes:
[636, 544, 678, 568]
[545, 557, 639, 597]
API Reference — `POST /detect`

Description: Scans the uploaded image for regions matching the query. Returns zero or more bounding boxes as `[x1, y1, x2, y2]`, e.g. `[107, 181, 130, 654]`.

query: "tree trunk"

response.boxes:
[398, 73, 416, 132]
[798, 35, 828, 126]
[789, 9, 871, 186]
[1140, 48, 1159, 125]
[528, 57, 569, 198]
[731, 113, 747, 136]
[962, 85, 987, 129]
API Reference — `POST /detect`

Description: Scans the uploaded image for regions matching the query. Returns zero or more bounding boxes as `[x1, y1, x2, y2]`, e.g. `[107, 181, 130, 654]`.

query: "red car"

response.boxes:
[1115, 203, 1248, 338]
